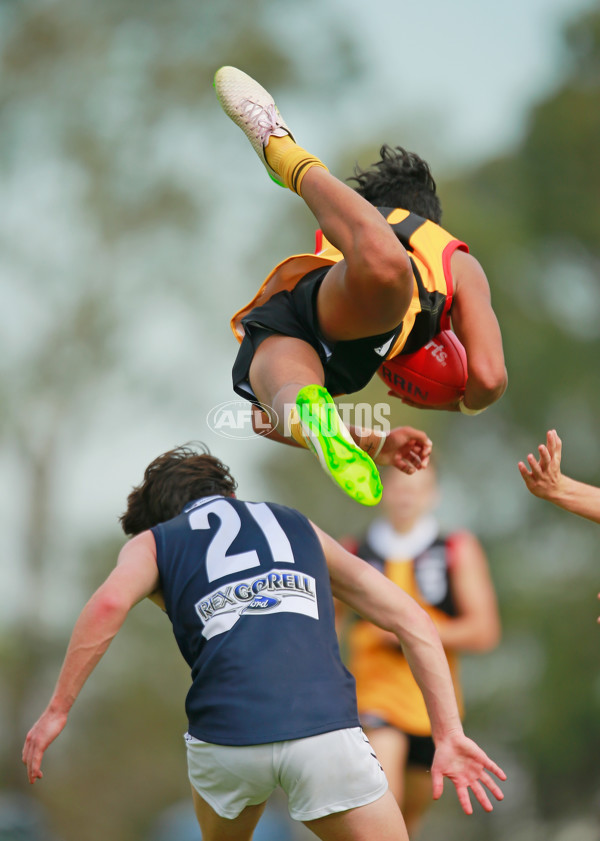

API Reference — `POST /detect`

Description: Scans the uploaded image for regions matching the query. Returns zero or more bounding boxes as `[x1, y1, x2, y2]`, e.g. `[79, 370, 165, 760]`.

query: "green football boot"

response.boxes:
[295, 385, 382, 506]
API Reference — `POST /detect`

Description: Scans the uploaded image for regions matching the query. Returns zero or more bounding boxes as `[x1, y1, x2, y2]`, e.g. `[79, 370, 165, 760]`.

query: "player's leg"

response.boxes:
[303, 790, 408, 841]
[250, 335, 382, 506]
[190, 786, 266, 841]
[214, 66, 414, 342]
[297, 166, 413, 343]
[402, 766, 434, 838]
[249, 334, 325, 435]
[363, 726, 410, 806]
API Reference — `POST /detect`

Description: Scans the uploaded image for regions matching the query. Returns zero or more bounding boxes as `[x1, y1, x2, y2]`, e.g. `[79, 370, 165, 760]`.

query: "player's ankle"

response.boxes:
[264, 134, 296, 169]
[287, 405, 310, 449]
[265, 137, 328, 196]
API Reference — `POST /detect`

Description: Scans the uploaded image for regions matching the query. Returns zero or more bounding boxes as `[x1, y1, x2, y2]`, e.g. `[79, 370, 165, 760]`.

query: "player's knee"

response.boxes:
[357, 235, 413, 310]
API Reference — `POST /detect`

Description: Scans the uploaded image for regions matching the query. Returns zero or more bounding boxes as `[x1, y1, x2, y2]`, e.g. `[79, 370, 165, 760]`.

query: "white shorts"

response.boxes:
[185, 726, 388, 822]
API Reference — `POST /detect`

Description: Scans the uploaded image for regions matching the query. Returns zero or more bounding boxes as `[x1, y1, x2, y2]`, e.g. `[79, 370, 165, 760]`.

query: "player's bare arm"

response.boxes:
[22, 531, 160, 784]
[518, 429, 600, 524]
[450, 249, 507, 411]
[432, 532, 501, 651]
[313, 523, 506, 814]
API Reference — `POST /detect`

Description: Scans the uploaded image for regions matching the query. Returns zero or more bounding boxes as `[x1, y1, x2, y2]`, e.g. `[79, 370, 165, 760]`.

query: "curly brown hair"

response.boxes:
[119, 443, 237, 536]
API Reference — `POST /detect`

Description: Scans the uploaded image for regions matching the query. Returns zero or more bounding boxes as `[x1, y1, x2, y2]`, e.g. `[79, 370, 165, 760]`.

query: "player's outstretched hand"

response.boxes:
[22, 708, 68, 784]
[431, 729, 506, 815]
[376, 426, 432, 473]
[518, 429, 563, 500]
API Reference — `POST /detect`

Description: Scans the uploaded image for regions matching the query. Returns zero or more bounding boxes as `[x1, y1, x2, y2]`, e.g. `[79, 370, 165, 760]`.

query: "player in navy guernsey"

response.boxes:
[23, 445, 506, 841]
[153, 494, 359, 746]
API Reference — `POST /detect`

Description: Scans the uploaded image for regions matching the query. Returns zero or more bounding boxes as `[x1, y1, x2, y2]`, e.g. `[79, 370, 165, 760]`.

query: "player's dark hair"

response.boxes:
[120, 443, 237, 535]
[348, 145, 442, 223]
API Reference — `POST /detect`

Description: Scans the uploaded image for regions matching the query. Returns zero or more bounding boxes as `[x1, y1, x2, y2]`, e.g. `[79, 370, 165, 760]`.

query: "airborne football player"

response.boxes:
[214, 67, 506, 506]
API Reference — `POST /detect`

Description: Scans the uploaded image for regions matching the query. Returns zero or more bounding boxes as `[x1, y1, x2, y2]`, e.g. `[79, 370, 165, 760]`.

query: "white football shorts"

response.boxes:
[185, 726, 388, 822]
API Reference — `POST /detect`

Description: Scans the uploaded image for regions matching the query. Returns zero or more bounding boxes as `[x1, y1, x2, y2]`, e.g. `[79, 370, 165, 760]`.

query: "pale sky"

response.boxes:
[272, 0, 597, 170]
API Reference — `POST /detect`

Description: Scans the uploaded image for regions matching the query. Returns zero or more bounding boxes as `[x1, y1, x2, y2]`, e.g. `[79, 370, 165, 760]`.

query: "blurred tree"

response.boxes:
[0, 0, 365, 838]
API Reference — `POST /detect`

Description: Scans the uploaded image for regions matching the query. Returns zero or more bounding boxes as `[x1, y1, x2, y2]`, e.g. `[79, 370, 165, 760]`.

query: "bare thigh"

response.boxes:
[190, 786, 267, 841]
[364, 727, 410, 807]
[317, 260, 411, 343]
[249, 335, 325, 433]
[402, 766, 433, 839]
[303, 789, 408, 841]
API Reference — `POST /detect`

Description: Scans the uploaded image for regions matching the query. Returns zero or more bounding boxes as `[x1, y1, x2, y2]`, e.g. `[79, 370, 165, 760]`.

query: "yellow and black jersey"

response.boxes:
[345, 517, 466, 736]
[230, 207, 468, 358]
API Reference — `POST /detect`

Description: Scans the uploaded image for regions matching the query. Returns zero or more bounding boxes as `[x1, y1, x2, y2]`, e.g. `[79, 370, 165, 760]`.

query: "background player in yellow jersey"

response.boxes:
[340, 465, 501, 838]
[214, 67, 507, 507]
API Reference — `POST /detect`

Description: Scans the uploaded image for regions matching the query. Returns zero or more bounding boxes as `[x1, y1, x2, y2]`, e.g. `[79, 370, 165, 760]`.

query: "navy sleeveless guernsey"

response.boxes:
[151, 495, 359, 746]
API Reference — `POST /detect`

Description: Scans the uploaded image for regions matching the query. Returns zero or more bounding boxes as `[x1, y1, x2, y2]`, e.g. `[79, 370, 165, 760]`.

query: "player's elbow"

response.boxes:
[468, 360, 507, 405]
[391, 602, 438, 649]
[91, 589, 131, 624]
[469, 621, 501, 652]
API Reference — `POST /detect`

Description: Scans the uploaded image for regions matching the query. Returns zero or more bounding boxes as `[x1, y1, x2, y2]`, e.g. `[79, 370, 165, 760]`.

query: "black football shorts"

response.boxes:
[232, 267, 403, 405]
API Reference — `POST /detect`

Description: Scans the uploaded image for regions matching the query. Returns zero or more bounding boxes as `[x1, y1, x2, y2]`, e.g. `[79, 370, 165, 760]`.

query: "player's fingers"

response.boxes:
[22, 739, 32, 769]
[29, 765, 42, 784]
[483, 756, 507, 781]
[400, 426, 430, 442]
[538, 445, 551, 468]
[517, 461, 531, 479]
[554, 432, 562, 459]
[480, 770, 505, 800]
[455, 785, 473, 815]
[24, 751, 41, 784]
[407, 448, 424, 465]
[431, 768, 444, 801]
[527, 453, 542, 477]
[469, 780, 493, 812]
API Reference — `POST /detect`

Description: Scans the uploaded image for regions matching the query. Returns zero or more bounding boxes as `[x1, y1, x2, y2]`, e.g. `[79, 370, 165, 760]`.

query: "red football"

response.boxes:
[377, 330, 468, 407]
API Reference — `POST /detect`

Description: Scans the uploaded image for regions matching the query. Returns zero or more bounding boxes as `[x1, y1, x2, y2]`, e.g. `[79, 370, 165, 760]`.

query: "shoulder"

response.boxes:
[450, 248, 485, 275]
[269, 501, 315, 530]
[118, 530, 157, 564]
[450, 249, 490, 294]
[444, 530, 485, 570]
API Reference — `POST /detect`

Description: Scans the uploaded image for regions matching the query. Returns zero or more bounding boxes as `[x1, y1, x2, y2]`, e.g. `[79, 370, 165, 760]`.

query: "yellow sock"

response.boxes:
[287, 406, 309, 449]
[265, 135, 328, 196]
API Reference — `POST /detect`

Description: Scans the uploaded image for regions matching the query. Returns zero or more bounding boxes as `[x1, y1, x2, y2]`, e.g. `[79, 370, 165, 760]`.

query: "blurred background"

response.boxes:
[1, 0, 600, 839]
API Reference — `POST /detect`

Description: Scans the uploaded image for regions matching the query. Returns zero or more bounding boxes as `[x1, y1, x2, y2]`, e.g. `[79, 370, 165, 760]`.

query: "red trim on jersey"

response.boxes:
[314, 228, 323, 254]
[440, 240, 468, 329]
[444, 530, 470, 571]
